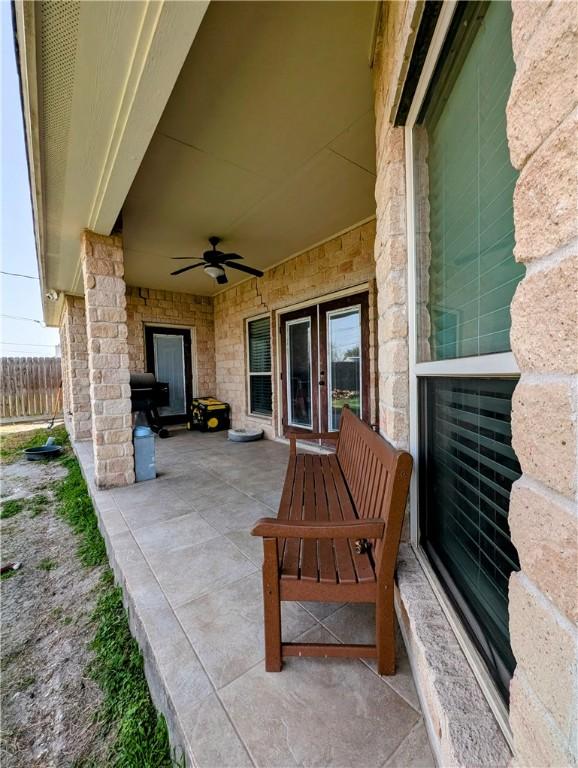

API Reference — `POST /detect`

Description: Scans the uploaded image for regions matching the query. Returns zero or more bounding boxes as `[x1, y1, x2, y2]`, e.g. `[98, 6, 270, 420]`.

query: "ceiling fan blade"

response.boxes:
[216, 273, 229, 285]
[171, 257, 202, 260]
[226, 262, 264, 277]
[170, 263, 205, 276]
[221, 253, 243, 261]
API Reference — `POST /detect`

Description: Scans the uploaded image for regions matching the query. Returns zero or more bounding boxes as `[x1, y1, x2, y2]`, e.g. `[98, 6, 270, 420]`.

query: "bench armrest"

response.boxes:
[286, 431, 338, 455]
[251, 517, 384, 540]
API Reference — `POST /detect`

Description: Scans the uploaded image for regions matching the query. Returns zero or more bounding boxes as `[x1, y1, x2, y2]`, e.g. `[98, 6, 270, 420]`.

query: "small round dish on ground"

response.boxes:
[24, 445, 63, 461]
[227, 428, 264, 443]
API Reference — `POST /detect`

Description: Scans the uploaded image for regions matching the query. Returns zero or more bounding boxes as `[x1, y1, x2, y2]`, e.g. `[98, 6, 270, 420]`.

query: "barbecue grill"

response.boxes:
[129, 372, 170, 438]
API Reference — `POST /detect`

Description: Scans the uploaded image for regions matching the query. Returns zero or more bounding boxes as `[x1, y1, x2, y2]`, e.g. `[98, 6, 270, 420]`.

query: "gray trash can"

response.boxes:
[133, 425, 156, 482]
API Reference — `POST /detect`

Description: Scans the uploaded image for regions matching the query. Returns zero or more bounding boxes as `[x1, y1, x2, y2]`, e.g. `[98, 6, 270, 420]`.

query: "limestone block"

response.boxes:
[103, 429, 133, 445]
[379, 405, 409, 447]
[381, 197, 406, 239]
[513, 110, 578, 262]
[511, 1, 552, 61]
[380, 373, 409, 411]
[107, 456, 134, 474]
[102, 399, 131, 416]
[382, 269, 407, 308]
[509, 480, 578, 623]
[96, 445, 125, 460]
[512, 378, 577, 498]
[508, 1, 577, 168]
[90, 322, 119, 339]
[379, 305, 408, 343]
[510, 671, 576, 768]
[511, 255, 577, 373]
[92, 384, 121, 400]
[509, 573, 578, 738]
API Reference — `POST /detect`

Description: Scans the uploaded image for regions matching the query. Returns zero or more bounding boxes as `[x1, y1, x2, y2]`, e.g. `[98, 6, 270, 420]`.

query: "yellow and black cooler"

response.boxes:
[188, 397, 231, 433]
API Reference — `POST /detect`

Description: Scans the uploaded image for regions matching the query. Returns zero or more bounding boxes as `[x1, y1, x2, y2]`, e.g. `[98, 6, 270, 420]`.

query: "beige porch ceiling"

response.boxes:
[122, 1, 378, 295]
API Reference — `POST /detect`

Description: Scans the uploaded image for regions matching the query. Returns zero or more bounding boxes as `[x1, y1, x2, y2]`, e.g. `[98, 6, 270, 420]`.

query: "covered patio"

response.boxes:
[75, 430, 433, 767]
[15, 0, 578, 764]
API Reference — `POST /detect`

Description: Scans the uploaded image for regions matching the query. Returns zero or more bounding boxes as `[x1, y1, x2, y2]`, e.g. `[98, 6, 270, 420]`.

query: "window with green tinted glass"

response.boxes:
[419, 377, 521, 701]
[415, 0, 524, 362]
[247, 316, 272, 416]
[411, 0, 522, 707]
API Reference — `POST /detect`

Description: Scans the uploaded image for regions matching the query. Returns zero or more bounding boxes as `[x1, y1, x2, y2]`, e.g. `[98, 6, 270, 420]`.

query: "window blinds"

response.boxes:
[248, 317, 272, 416]
[420, 377, 521, 701]
[419, 0, 524, 361]
[249, 317, 271, 374]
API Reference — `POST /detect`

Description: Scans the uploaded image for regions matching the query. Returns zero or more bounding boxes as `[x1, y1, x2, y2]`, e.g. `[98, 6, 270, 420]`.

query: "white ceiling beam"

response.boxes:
[87, 0, 209, 238]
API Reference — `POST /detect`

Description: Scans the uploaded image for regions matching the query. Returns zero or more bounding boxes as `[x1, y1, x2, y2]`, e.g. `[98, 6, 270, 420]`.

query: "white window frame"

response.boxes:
[326, 304, 363, 432]
[246, 313, 273, 419]
[285, 316, 313, 430]
[404, 1, 519, 746]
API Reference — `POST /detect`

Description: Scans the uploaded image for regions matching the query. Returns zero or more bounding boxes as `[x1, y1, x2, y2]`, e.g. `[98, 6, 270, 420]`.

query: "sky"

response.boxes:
[1, 1, 60, 357]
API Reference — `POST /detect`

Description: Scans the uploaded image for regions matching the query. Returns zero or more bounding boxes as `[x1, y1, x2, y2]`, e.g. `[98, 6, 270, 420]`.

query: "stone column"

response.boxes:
[506, 2, 578, 765]
[58, 320, 71, 429]
[81, 231, 134, 488]
[59, 295, 91, 441]
[374, 124, 410, 449]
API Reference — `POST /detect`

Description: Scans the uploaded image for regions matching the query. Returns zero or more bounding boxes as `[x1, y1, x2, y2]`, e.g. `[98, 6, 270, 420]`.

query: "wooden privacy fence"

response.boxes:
[0, 357, 62, 420]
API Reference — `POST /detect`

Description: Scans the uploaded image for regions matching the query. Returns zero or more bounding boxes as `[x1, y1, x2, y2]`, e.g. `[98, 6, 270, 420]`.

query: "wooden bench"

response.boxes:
[251, 406, 413, 674]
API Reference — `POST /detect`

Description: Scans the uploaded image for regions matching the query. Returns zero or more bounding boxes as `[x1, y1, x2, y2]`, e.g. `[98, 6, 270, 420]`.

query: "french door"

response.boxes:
[280, 292, 369, 435]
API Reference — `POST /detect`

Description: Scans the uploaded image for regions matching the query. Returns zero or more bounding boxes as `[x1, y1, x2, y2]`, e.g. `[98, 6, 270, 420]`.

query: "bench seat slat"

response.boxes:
[277, 454, 297, 567]
[321, 455, 358, 584]
[300, 455, 319, 581]
[281, 455, 305, 579]
[328, 454, 375, 584]
[313, 455, 337, 584]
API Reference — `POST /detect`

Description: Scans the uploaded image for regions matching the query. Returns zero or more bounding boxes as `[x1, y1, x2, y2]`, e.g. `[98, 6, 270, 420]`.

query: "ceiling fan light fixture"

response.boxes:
[204, 265, 225, 279]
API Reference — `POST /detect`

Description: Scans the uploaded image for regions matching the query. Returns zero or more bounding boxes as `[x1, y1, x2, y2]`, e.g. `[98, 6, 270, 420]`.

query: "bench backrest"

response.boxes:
[336, 407, 413, 582]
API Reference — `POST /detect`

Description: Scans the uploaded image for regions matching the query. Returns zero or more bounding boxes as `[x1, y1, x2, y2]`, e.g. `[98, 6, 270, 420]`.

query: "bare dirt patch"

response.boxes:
[1, 442, 111, 766]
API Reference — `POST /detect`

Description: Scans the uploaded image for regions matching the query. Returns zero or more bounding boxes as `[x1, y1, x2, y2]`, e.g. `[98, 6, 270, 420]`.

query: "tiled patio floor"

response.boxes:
[75, 429, 435, 768]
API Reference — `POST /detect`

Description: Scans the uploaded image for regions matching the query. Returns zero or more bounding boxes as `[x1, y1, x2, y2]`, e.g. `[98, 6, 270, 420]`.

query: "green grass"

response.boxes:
[54, 456, 107, 568]
[0, 499, 25, 519]
[87, 571, 175, 768]
[38, 558, 58, 572]
[1, 424, 177, 767]
[0, 425, 68, 464]
[29, 493, 51, 517]
[48, 439, 175, 766]
[1, 567, 21, 581]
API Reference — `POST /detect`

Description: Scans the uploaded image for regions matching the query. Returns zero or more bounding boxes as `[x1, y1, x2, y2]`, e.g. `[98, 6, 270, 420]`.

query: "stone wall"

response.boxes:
[59, 322, 70, 427]
[506, 2, 578, 765]
[59, 295, 91, 441]
[373, 3, 511, 765]
[372, 1, 422, 450]
[125, 287, 215, 397]
[372, 1, 578, 765]
[213, 221, 377, 438]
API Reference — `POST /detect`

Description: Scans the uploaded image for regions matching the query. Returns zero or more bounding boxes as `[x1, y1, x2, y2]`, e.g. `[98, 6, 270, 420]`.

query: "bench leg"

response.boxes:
[376, 583, 395, 676]
[262, 538, 282, 672]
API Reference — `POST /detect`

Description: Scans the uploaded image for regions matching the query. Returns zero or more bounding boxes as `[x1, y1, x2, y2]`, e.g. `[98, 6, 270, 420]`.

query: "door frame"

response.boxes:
[278, 290, 370, 436]
[144, 325, 193, 425]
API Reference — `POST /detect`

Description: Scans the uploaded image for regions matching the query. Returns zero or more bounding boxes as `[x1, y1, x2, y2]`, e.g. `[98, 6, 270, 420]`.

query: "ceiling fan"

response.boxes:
[170, 236, 264, 285]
